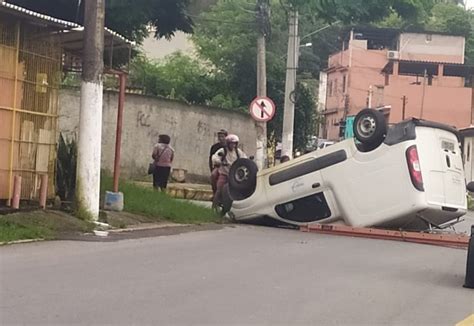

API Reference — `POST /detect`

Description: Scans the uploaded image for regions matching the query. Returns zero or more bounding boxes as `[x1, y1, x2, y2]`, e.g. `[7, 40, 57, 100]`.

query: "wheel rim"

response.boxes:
[235, 166, 249, 183]
[357, 115, 376, 139]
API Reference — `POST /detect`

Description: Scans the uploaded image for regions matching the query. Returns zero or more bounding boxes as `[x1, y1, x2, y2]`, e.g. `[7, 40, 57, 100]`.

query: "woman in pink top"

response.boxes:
[152, 134, 174, 190]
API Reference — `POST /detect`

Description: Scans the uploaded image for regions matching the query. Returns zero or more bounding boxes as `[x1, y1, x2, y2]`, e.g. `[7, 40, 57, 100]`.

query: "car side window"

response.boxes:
[275, 192, 331, 222]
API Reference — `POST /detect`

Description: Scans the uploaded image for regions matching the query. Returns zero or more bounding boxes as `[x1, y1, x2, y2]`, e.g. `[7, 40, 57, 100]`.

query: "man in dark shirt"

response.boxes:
[209, 129, 228, 195]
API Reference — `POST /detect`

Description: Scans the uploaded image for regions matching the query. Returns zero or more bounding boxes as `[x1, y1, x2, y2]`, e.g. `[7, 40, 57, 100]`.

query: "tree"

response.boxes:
[192, 0, 318, 151]
[426, 2, 472, 36]
[10, 0, 193, 43]
[129, 53, 221, 105]
[311, 0, 436, 25]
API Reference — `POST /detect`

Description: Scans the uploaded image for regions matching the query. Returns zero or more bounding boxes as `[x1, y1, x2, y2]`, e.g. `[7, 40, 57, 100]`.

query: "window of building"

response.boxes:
[328, 81, 333, 97]
[342, 75, 346, 93]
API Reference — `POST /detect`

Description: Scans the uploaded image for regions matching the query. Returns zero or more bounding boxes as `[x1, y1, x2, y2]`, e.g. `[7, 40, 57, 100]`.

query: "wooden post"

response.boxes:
[12, 175, 21, 209]
[39, 174, 48, 209]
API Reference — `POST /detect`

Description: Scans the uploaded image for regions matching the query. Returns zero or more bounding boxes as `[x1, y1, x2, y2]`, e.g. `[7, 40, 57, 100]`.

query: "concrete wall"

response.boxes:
[59, 88, 257, 181]
[399, 33, 465, 63]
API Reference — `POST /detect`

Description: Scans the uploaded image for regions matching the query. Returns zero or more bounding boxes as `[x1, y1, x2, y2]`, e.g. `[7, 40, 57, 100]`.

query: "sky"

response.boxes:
[466, 0, 474, 9]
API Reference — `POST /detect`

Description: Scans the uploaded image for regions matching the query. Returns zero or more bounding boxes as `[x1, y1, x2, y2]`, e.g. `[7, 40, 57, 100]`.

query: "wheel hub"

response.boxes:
[235, 166, 249, 183]
[357, 115, 376, 138]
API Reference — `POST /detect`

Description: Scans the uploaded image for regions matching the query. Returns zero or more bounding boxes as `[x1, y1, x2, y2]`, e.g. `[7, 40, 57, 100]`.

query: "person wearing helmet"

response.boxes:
[209, 129, 228, 197]
[211, 134, 247, 208]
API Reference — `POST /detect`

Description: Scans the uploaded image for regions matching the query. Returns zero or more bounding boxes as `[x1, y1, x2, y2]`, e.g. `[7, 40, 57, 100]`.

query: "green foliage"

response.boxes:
[128, 53, 240, 108]
[426, 3, 472, 36]
[376, 10, 407, 28]
[0, 219, 53, 243]
[312, 0, 433, 25]
[191, 0, 317, 151]
[0, 211, 94, 243]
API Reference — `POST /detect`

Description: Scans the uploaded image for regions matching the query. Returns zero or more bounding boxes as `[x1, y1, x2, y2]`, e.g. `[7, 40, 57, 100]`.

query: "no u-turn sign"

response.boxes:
[249, 96, 276, 122]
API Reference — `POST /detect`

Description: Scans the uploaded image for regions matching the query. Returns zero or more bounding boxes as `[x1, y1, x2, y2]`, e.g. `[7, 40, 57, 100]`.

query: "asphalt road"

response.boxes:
[1, 225, 473, 326]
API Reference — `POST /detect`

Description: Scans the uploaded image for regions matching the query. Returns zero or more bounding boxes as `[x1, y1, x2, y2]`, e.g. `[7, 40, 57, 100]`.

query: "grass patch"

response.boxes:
[101, 176, 220, 224]
[0, 210, 94, 243]
[0, 220, 53, 243]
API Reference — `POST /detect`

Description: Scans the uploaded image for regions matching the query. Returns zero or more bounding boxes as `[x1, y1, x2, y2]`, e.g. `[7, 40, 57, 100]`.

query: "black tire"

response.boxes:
[228, 158, 258, 193]
[353, 109, 387, 145]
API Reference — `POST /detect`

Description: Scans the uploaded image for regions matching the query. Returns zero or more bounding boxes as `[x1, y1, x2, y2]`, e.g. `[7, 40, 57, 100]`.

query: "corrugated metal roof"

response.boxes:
[0, 1, 134, 46]
[0, 1, 79, 29]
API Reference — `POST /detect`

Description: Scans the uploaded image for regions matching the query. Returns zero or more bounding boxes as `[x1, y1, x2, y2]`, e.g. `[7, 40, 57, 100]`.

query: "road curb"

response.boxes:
[301, 224, 470, 249]
[108, 223, 191, 233]
[0, 238, 45, 246]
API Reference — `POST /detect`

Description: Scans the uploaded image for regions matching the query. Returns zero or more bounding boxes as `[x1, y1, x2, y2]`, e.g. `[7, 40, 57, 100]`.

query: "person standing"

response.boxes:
[152, 134, 174, 191]
[209, 129, 228, 196]
[211, 134, 247, 208]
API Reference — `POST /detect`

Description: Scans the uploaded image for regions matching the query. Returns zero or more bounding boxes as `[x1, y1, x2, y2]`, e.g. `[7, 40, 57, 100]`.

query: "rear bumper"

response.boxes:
[373, 205, 466, 230]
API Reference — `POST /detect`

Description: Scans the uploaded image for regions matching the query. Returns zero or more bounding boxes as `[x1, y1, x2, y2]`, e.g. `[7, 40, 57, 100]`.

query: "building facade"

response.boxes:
[322, 27, 474, 141]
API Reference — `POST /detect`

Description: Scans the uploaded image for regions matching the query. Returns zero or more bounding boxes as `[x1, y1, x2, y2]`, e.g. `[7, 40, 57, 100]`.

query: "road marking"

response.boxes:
[456, 314, 474, 326]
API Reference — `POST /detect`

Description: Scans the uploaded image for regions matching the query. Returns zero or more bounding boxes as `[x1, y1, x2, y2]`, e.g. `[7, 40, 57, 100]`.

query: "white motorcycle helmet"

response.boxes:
[226, 134, 239, 144]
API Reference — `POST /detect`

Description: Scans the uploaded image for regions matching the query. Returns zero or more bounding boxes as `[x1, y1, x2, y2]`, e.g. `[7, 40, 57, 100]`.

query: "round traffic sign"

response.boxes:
[249, 96, 276, 122]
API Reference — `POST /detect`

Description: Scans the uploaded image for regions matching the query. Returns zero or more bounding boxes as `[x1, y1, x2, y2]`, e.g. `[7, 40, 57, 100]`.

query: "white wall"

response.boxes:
[399, 33, 465, 63]
[59, 88, 257, 181]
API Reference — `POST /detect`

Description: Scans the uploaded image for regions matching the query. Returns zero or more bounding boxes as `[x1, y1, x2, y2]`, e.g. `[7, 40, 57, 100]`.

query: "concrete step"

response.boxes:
[134, 181, 213, 202]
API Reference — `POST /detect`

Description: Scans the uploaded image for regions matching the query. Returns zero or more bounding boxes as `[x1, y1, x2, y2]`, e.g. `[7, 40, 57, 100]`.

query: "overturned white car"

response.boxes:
[222, 109, 468, 230]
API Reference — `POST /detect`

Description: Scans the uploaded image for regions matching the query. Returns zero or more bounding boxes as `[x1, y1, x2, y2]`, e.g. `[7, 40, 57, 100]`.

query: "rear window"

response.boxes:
[275, 192, 331, 222]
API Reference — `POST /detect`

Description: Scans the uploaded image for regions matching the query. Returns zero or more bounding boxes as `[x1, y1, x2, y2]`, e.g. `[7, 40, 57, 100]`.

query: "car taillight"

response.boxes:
[406, 145, 424, 191]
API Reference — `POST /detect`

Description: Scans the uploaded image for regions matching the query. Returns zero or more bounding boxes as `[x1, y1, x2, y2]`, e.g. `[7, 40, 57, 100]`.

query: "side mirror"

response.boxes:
[467, 182, 474, 192]
[249, 156, 255, 160]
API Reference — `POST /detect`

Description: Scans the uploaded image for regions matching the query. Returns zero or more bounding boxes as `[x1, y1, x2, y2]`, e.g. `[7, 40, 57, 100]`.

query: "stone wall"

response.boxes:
[59, 88, 257, 182]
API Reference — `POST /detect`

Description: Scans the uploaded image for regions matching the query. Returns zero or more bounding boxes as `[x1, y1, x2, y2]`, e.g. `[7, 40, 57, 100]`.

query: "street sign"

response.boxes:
[249, 96, 276, 122]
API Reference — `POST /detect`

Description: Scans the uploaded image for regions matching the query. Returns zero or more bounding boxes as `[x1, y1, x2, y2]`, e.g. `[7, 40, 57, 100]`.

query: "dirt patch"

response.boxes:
[103, 211, 158, 228]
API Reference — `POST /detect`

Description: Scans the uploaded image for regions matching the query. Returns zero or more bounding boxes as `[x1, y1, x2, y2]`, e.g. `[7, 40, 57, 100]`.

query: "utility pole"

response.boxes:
[281, 9, 298, 158]
[401, 95, 407, 120]
[255, 0, 270, 170]
[76, 0, 105, 220]
[367, 85, 373, 108]
[420, 69, 427, 119]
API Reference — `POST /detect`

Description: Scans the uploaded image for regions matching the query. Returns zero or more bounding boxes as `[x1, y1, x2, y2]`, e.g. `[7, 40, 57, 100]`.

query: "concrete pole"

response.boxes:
[281, 10, 298, 158]
[255, 34, 267, 170]
[113, 73, 126, 193]
[76, 0, 105, 220]
[368, 85, 373, 108]
[420, 69, 427, 119]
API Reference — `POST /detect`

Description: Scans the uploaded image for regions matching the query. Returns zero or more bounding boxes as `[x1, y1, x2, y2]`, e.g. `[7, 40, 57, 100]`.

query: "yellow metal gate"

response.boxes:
[0, 14, 61, 201]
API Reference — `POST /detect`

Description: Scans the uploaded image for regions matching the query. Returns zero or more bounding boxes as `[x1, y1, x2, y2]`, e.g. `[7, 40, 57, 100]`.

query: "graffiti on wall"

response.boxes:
[136, 111, 151, 127]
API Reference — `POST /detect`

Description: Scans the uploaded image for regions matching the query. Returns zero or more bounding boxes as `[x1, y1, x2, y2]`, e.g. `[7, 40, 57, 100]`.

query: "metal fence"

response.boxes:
[0, 14, 61, 201]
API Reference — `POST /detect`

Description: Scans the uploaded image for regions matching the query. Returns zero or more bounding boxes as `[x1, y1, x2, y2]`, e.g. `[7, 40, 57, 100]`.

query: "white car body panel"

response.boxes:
[230, 121, 467, 230]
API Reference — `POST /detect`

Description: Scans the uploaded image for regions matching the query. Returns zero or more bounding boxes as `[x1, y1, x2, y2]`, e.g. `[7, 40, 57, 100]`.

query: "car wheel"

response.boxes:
[228, 158, 258, 193]
[353, 108, 387, 146]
